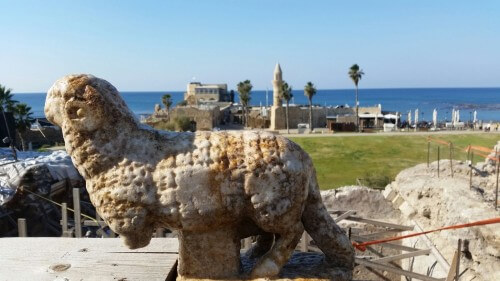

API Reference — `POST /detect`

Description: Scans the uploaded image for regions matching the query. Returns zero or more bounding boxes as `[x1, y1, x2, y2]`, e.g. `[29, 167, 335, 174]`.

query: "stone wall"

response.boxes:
[146, 106, 222, 131]
[271, 106, 355, 130]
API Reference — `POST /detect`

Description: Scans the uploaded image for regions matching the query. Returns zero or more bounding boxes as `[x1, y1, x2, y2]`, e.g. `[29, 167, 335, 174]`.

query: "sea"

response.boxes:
[13, 88, 500, 122]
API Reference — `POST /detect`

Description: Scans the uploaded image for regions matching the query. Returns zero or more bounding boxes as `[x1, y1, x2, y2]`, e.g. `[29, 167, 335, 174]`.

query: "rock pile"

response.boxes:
[386, 157, 499, 280]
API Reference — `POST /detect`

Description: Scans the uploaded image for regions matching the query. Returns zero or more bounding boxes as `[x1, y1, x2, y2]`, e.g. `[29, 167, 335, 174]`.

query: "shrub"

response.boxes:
[360, 172, 392, 189]
[174, 117, 193, 132]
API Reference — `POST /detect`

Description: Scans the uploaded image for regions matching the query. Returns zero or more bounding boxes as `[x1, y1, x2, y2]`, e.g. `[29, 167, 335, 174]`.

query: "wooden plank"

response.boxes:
[372, 249, 431, 263]
[83, 220, 108, 227]
[344, 216, 414, 231]
[334, 210, 356, 223]
[17, 218, 27, 237]
[0, 238, 178, 281]
[456, 239, 461, 281]
[351, 234, 422, 252]
[356, 258, 445, 281]
[413, 221, 450, 273]
[328, 210, 357, 215]
[445, 250, 459, 281]
[51, 180, 67, 194]
[357, 229, 403, 240]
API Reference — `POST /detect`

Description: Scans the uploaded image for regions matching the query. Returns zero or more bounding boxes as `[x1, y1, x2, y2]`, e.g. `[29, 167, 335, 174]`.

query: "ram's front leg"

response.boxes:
[178, 225, 241, 279]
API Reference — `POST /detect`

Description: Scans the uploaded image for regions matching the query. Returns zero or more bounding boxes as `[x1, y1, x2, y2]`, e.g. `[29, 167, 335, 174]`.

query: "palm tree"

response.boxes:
[13, 103, 34, 151]
[0, 84, 18, 160]
[304, 82, 317, 132]
[237, 80, 252, 127]
[281, 82, 293, 134]
[348, 64, 364, 132]
[161, 94, 173, 112]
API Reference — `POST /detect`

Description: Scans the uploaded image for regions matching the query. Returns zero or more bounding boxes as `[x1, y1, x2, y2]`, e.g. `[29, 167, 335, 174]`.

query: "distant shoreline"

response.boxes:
[13, 87, 500, 122]
[12, 86, 500, 95]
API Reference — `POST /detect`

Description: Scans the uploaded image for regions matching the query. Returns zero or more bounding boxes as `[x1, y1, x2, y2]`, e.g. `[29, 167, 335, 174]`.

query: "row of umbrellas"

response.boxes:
[407, 109, 478, 127]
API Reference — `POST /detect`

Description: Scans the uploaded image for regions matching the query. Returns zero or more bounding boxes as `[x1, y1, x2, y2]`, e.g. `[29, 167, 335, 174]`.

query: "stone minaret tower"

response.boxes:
[272, 63, 283, 107]
[270, 63, 284, 130]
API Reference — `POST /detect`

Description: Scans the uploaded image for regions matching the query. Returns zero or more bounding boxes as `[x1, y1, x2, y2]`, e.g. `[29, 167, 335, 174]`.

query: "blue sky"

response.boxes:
[1, 0, 499, 92]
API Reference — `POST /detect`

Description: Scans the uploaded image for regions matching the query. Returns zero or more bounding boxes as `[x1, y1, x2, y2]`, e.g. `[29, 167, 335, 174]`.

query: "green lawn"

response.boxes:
[289, 134, 499, 190]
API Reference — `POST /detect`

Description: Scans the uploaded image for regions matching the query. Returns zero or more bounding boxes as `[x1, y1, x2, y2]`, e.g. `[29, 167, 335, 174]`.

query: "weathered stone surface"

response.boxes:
[392, 161, 500, 280]
[44, 74, 354, 279]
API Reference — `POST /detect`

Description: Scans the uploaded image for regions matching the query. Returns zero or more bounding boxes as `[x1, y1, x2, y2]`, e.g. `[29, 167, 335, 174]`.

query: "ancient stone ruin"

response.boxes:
[44, 74, 354, 280]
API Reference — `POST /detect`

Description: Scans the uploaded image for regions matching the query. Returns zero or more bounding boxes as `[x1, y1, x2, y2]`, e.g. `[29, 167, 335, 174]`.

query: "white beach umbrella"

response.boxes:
[456, 110, 460, 123]
[473, 110, 477, 123]
[415, 109, 419, 125]
[433, 109, 438, 128]
[408, 110, 412, 126]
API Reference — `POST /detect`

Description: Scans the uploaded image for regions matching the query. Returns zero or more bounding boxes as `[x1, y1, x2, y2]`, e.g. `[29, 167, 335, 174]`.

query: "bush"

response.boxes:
[174, 117, 193, 132]
[153, 117, 193, 132]
[360, 172, 392, 189]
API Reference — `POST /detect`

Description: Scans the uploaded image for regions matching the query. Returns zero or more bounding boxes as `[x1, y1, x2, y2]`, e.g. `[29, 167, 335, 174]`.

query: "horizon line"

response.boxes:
[12, 85, 500, 94]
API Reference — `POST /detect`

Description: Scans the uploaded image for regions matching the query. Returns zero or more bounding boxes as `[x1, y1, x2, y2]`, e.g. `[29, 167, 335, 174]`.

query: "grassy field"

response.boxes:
[289, 133, 499, 190]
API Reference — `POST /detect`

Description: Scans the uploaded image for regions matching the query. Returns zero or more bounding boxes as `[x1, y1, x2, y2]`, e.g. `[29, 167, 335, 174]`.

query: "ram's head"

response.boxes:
[45, 74, 133, 131]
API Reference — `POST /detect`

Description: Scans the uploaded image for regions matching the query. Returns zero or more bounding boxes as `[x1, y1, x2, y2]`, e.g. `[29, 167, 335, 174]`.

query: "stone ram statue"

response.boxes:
[44, 74, 354, 279]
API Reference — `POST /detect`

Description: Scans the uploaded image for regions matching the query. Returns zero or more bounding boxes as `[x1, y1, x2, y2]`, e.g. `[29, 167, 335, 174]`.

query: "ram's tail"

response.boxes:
[302, 168, 355, 270]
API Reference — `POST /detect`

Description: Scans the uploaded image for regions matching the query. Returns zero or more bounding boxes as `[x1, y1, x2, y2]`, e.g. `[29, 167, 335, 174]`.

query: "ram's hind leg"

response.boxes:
[249, 223, 304, 278]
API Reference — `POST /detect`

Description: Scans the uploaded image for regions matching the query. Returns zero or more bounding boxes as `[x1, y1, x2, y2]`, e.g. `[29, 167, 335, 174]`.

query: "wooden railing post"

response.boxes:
[61, 202, 69, 237]
[455, 239, 461, 281]
[449, 143, 454, 178]
[73, 188, 82, 238]
[466, 145, 470, 163]
[469, 152, 474, 190]
[17, 218, 27, 237]
[495, 148, 499, 210]
[427, 141, 430, 168]
[437, 146, 440, 178]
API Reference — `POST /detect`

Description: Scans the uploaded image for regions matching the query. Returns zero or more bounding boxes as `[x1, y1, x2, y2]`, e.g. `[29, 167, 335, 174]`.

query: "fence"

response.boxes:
[427, 137, 499, 209]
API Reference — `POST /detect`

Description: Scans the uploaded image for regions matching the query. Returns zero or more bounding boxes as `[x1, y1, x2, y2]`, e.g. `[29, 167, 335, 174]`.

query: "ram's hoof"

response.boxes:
[121, 232, 152, 249]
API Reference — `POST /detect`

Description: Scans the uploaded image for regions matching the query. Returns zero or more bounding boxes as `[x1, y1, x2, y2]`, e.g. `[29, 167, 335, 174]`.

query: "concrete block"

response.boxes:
[383, 186, 397, 201]
[392, 194, 405, 208]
